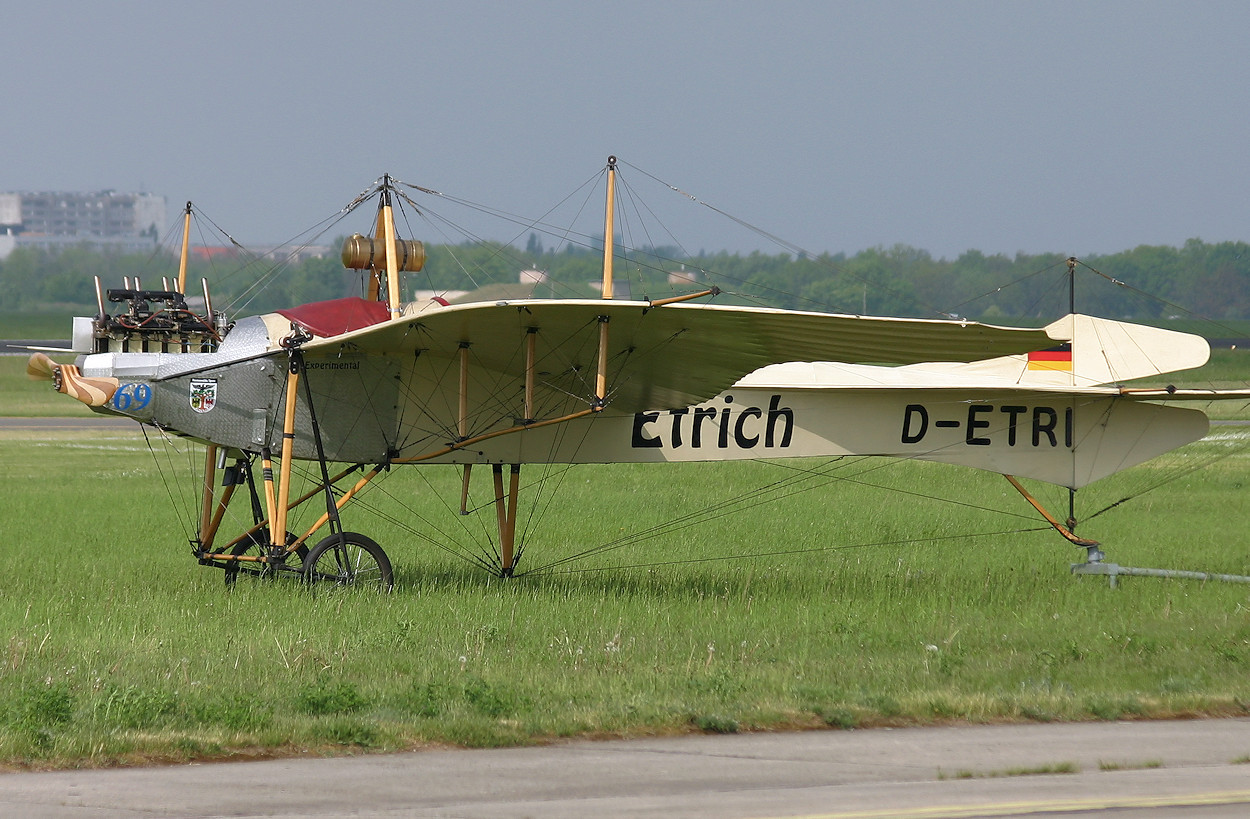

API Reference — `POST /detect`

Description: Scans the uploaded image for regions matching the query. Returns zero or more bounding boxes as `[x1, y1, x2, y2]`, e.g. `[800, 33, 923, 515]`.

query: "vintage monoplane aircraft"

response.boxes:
[26, 161, 1250, 589]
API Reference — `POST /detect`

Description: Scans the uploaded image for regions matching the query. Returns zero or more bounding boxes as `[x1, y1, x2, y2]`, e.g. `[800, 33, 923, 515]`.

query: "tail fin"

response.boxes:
[923, 315, 1210, 388]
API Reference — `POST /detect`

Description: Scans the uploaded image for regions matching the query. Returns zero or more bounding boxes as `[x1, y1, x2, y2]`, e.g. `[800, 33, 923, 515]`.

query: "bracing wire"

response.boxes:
[535, 526, 1055, 576]
[139, 423, 198, 547]
[519, 447, 1049, 577]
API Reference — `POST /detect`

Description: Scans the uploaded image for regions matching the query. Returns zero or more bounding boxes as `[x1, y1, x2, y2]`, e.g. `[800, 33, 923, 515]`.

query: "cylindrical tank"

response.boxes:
[341, 234, 426, 272]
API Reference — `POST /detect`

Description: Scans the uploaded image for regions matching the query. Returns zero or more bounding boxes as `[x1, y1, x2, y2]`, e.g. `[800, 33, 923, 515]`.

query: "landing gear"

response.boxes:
[302, 532, 394, 591]
[223, 529, 307, 586]
[195, 342, 397, 590]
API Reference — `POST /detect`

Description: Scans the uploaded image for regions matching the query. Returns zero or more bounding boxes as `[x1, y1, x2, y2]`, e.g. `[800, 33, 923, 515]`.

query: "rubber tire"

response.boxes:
[302, 532, 394, 592]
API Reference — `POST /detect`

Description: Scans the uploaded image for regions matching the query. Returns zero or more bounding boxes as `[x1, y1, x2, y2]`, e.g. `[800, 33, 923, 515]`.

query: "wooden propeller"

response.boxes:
[26, 351, 56, 381]
[26, 352, 119, 408]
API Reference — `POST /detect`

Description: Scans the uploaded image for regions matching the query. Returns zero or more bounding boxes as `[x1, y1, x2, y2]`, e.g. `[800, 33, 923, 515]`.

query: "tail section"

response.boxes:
[1042, 314, 1210, 386]
[721, 314, 1218, 488]
[902, 314, 1210, 388]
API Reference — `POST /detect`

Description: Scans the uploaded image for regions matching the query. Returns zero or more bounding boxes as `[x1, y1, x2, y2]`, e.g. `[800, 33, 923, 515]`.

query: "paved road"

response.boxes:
[0, 416, 138, 430]
[3, 719, 1250, 818]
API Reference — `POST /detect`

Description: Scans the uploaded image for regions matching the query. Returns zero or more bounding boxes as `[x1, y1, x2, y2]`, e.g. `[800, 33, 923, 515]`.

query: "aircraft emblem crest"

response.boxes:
[189, 378, 218, 413]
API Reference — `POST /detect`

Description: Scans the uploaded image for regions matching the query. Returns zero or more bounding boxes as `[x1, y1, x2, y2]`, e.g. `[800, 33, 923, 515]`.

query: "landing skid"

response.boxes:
[1004, 475, 1250, 588]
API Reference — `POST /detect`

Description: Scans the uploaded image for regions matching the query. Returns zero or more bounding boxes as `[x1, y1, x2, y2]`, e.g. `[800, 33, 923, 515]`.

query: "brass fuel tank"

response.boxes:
[340, 234, 426, 271]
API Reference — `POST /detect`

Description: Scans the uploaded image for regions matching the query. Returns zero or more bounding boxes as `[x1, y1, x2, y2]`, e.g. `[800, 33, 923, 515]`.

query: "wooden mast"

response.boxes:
[382, 182, 402, 318]
[594, 156, 617, 405]
[365, 175, 397, 305]
[601, 156, 616, 300]
[176, 202, 192, 294]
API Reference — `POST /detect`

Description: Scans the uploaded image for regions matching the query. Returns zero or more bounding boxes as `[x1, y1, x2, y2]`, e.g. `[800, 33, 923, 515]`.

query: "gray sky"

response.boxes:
[4, 1, 1247, 260]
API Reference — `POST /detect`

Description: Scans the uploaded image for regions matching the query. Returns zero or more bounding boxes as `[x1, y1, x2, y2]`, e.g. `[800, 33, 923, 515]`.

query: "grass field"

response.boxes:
[0, 355, 96, 418]
[2, 336, 1250, 770]
[0, 311, 83, 340]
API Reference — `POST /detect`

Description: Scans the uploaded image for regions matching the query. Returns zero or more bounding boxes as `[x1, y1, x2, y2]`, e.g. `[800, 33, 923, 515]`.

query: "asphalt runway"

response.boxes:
[0, 416, 139, 431]
[3, 719, 1250, 818]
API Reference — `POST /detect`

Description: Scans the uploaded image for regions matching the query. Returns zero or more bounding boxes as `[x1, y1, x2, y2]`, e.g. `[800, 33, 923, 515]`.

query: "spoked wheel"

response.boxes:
[224, 529, 307, 586]
[302, 532, 394, 592]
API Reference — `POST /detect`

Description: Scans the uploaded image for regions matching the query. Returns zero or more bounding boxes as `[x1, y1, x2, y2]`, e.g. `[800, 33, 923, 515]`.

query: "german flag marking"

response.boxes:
[1027, 344, 1072, 371]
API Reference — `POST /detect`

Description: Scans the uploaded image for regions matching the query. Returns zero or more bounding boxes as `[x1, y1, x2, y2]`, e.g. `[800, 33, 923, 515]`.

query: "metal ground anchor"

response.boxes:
[1072, 543, 1250, 588]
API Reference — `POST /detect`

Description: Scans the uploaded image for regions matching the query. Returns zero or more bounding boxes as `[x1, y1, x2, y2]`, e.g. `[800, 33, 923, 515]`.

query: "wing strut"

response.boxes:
[458, 342, 473, 514]
[271, 353, 302, 550]
[492, 464, 522, 577]
[199, 444, 219, 547]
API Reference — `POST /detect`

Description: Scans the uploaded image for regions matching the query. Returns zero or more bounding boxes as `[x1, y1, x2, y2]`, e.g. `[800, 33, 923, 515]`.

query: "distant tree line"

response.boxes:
[2, 236, 1248, 325]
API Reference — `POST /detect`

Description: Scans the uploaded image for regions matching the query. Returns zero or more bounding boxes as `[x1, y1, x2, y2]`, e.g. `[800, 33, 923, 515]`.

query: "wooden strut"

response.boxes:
[524, 328, 537, 422]
[427, 159, 639, 573]
[382, 192, 401, 318]
[492, 464, 522, 576]
[273, 359, 301, 550]
[299, 466, 384, 544]
[260, 448, 279, 548]
[595, 316, 610, 405]
[646, 287, 721, 309]
[391, 407, 597, 464]
[594, 155, 617, 406]
[469, 159, 628, 572]
[459, 343, 473, 513]
[1002, 474, 1099, 548]
[601, 156, 616, 300]
[200, 464, 368, 561]
[199, 443, 218, 547]
[200, 482, 237, 552]
[492, 466, 507, 568]
[457, 327, 537, 516]
[506, 464, 520, 574]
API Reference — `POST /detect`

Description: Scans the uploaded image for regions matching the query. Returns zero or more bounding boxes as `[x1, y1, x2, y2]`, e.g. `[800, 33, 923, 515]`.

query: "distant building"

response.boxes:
[668, 267, 699, 285]
[254, 244, 333, 264]
[0, 190, 166, 259]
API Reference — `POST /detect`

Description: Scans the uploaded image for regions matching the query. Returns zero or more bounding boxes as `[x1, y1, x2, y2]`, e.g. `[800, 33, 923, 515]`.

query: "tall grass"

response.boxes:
[2, 423, 1249, 769]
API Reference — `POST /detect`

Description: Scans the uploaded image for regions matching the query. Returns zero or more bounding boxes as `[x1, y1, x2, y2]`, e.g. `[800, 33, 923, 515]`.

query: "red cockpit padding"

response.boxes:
[276, 297, 391, 338]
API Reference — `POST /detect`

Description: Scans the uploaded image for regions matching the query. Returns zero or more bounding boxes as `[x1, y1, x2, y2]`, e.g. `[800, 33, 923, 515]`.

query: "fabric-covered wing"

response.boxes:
[300, 299, 1056, 414]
